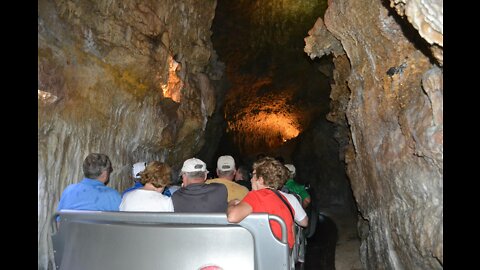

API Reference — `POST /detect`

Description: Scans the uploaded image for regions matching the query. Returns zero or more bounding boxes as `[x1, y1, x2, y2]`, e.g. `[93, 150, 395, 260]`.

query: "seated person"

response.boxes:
[206, 155, 249, 202]
[284, 164, 311, 209]
[172, 158, 227, 212]
[227, 157, 295, 249]
[164, 183, 180, 196]
[162, 173, 181, 197]
[57, 153, 121, 213]
[280, 189, 308, 227]
[122, 161, 147, 196]
[234, 165, 252, 191]
[119, 161, 174, 212]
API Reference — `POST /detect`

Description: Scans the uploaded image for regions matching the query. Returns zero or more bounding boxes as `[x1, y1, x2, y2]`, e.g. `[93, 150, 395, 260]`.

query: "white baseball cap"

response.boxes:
[181, 158, 208, 173]
[132, 161, 147, 179]
[284, 164, 296, 175]
[217, 155, 235, 171]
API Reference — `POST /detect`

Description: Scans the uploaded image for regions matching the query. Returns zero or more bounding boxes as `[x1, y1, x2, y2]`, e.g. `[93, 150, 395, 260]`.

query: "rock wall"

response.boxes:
[38, 0, 222, 269]
[305, 0, 442, 269]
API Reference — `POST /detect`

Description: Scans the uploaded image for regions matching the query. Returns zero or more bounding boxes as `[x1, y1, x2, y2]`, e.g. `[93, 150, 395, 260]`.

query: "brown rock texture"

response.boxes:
[38, 0, 222, 269]
[305, 0, 442, 269]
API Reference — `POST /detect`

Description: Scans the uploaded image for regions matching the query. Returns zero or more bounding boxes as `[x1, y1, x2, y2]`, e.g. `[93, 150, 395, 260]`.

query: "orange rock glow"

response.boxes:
[227, 107, 301, 152]
[161, 55, 182, 102]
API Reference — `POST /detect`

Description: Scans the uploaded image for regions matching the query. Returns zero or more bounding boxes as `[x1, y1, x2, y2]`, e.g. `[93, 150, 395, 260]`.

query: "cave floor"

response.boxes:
[302, 205, 363, 270]
[332, 207, 363, 270]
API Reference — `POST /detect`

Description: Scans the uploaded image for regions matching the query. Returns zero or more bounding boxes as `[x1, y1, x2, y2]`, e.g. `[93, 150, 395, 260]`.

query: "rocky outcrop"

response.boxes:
[38, 0, 222, 269]
[305, 0, 442, 269]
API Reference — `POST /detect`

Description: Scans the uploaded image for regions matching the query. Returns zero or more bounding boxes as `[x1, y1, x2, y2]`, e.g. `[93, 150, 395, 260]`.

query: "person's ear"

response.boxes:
[98, 170, 109, 182]
[180, 174, 187, 186]
[257, 176, 265, 185]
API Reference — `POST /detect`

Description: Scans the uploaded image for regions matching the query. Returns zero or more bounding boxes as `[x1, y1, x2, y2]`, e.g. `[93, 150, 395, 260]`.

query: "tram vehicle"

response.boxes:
[51, 210, 307, 270]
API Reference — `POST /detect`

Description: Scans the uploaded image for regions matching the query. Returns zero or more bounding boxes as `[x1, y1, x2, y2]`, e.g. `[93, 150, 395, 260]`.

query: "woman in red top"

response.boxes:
[227, 157, 295, 249]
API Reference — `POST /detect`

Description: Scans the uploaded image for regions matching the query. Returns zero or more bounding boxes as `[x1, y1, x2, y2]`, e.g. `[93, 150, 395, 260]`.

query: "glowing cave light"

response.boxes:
[161, 55, 182, 102]
[38, 89, 58, 104]
[228, 111, 301, 151]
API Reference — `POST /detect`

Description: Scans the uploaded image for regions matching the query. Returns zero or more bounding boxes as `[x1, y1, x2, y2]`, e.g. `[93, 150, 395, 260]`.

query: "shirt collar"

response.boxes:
[80, 178, 105, 186]
[183, 182, 206, 189]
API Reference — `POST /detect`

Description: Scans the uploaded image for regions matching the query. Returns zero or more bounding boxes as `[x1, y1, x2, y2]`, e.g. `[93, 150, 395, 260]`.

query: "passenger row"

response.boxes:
[56, 153, 311, 249]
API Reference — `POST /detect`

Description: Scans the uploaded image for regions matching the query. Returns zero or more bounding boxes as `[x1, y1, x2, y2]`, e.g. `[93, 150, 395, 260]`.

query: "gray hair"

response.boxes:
[183, 171, 207, 179]
[83, 153, 112, 179]
[217, 170, 235, 178]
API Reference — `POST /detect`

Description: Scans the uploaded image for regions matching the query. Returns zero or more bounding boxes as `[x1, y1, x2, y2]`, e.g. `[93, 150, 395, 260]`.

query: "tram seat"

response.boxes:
[51, 210, 292, 270]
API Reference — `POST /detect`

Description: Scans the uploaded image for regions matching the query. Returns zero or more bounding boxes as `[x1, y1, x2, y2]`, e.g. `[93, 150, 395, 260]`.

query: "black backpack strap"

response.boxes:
[269, 188, 294, 220]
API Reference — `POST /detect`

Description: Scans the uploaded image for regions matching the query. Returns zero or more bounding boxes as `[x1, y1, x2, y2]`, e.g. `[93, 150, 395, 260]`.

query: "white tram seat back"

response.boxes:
[51, 210, 292, 270]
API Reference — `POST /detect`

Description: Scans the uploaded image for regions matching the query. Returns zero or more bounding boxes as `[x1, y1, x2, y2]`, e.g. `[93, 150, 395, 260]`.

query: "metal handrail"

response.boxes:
[268, 214, 288, 243]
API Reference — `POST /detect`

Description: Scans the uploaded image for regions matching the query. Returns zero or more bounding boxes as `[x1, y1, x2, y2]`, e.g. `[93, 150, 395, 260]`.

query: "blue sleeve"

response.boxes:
[56, 186, 72, 221]
[108, 190, 122, 211]
[57, 185, 73, 211]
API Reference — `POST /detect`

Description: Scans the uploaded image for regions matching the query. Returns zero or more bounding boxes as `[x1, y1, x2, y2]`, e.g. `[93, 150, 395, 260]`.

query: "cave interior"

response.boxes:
[38, 0, 443, 269]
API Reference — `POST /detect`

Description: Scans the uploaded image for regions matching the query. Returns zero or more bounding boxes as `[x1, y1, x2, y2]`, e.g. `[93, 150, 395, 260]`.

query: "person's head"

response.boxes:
[251, 156, 289, 190]
[83, 153, 113, 183]
[216, 155, 236, 180]
[132, 161, 147, 181]
[284, 164, 296, 179]
[180, 158, 208, 186]
[235, 165, 250, 181]
[139, 161, 172, 189]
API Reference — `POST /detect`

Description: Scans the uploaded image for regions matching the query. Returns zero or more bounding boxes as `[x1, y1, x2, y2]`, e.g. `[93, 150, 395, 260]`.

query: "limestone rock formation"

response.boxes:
[304, 0, 442, 269]
[38, 0, 222, 269]
[38, 0, 444, 269]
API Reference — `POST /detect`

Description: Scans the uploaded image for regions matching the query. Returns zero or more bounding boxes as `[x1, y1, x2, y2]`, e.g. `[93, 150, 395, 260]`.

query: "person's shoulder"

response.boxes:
[121, 187, 134, 196]
[122, 188, 140, 198]
[206, 178, 218, 183]
[172, 186, 183, 193]
[206, 181, 223, 187]
[103, 185, 121, 198]
[279, 190, 293, 198]
[61, 182, 81, 194]
[158, 192, 172, 200]
[242, 189, 260, 203]
[207, 182, 228, 192]
[281, 191, 301, 204]
[285, 179, 294, 185]
[63, 182, 78, 190]
[247, 189, 266, 197]
[233, 181, 249, 192]
[207, 178, 228, 184]
[170, 189, 180, 199]
[103, 184, 119, 191]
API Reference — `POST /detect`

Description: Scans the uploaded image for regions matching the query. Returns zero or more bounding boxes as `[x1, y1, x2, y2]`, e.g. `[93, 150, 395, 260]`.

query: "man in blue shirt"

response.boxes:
[57, 153, 121, 212]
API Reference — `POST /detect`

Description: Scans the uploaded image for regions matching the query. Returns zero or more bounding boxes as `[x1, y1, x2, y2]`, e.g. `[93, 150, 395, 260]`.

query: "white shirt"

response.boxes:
[280, 191, 307, 224]
[120, 189, 174, 212]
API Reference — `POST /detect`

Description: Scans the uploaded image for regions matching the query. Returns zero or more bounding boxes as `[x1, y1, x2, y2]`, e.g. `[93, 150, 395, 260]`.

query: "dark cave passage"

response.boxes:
[206, 0, 354, 202]
[198, 1, 360, 268]
[303, 214, 338, 270]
